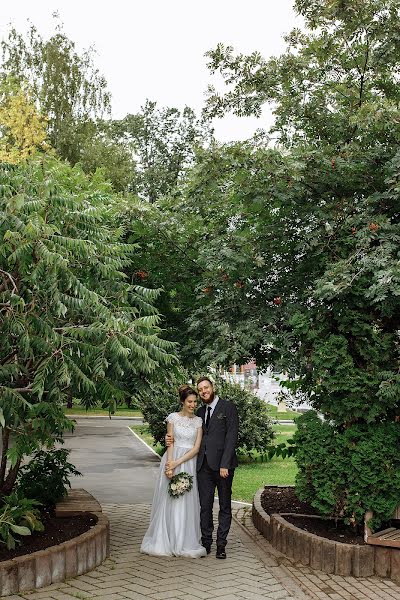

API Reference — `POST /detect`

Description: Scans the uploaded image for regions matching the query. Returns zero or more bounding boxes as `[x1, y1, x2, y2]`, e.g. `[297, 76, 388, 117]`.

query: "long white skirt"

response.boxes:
[140, 445, 206, 558]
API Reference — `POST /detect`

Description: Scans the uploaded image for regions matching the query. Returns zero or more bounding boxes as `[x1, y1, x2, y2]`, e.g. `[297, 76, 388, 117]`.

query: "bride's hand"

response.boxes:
[166, 460, 178, 471]
[165, 469, 174, 479]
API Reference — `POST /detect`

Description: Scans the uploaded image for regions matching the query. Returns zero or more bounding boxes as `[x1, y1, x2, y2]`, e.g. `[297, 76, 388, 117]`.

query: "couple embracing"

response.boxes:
[140, 376, 239, 559]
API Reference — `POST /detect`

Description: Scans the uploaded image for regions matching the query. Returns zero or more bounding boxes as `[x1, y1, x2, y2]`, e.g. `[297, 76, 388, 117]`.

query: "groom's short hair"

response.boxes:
[197, 376, 214, 387]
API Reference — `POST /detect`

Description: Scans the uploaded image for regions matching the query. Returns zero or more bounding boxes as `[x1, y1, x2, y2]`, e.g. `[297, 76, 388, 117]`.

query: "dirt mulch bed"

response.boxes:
[0, 510, 97, 562]
[261, 485, 365, 545]
[261, 485, 317, 516]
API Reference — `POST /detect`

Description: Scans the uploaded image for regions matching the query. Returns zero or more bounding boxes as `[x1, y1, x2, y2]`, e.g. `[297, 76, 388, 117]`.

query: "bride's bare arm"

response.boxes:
[165, 422, 174, 478]
[166, 428, 202, 471]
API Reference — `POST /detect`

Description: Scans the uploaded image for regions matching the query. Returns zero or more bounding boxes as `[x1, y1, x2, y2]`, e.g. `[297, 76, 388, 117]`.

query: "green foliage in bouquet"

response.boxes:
[167, 472, 193, 498]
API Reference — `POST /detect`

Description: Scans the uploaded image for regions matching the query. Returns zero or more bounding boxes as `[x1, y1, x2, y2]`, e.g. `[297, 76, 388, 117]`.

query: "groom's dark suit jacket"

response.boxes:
[196, 399, 239, 471]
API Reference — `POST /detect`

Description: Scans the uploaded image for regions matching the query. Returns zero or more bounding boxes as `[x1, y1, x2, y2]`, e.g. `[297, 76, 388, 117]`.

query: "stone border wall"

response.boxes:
[0, 489, 110, 597]
[252, 487, 400, 583]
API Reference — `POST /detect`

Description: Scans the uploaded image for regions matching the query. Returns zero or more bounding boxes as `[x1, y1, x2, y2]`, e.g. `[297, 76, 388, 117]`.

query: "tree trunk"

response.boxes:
[2, 458, 22, 496]
[67, 388, 73, 409]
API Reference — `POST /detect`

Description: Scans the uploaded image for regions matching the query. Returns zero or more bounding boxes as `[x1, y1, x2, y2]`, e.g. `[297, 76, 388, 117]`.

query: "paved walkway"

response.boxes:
[235, 506, 400, 600]
[7, 417, 399, 600]
[64, 418, 159, 503]
[10, 503, 306, 600]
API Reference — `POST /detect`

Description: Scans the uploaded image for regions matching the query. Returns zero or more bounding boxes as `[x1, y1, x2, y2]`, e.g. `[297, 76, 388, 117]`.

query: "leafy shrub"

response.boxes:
[17, 449, 82, 506]
[213, 375, 274, 456]
[293, 411, 400, 530]
[139, 371, 274, 456]
[0, 493, 44, 549]
[138, 373, 185, 451]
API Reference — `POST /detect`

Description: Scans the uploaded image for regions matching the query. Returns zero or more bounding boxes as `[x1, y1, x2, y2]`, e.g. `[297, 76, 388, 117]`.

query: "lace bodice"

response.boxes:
[166, 413, 202, 449]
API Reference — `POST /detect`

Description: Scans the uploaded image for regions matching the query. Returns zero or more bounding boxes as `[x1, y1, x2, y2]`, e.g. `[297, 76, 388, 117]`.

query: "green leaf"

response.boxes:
[10, 524, 31, 536]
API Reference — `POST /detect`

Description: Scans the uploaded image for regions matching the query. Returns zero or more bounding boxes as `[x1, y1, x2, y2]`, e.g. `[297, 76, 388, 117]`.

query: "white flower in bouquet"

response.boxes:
[168, 472, 193, 498]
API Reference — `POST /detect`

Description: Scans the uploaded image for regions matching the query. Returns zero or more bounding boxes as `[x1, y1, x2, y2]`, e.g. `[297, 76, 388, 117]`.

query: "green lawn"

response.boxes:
[233, 424, 297, 502]
[265, 403, 301, 421]
[65, 405, 142, 417]
[130, 423, 298, 504]
[130, 424, 163, 455]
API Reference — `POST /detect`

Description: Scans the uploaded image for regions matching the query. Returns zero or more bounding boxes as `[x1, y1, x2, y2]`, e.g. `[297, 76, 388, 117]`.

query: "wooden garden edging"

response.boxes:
[252, 486, 400, 583]
[0, 489, 110, 597]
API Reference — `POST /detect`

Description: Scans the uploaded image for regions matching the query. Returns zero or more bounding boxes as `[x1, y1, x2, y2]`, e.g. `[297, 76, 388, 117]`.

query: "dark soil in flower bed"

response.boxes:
[261, 486, 365, 545]
[0, 510, 97, 561]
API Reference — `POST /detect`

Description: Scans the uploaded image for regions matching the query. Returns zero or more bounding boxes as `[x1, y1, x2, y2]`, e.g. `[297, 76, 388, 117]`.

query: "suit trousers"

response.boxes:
[197, 456, 234, 548]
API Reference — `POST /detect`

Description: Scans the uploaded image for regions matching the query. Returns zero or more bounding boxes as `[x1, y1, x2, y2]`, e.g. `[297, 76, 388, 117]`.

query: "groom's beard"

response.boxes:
[202, 392, 215, 404]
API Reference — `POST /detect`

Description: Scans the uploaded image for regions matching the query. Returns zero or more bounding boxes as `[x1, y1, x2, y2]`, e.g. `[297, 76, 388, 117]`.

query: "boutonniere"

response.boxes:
[217, 413, 226, 420]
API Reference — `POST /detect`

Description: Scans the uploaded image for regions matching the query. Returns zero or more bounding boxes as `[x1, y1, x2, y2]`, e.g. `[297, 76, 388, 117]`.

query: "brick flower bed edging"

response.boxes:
[252, 486, 400, 583]
[0, 489, 110, 597]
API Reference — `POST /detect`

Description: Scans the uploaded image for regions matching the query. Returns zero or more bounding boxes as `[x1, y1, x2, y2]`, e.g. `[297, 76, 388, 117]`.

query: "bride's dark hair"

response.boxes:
[178, 384, 198, 403]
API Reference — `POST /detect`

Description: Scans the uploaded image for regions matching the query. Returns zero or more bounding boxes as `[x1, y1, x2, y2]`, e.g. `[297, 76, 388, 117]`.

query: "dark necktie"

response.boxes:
[205, 406, 211, 428]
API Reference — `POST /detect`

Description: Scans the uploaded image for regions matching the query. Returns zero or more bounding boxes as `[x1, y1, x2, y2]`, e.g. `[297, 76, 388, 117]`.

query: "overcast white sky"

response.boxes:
[0, 1, 302, 141]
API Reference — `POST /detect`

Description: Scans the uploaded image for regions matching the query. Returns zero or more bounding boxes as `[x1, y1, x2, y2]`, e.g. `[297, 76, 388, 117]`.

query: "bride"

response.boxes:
[140, 385, 207, 558]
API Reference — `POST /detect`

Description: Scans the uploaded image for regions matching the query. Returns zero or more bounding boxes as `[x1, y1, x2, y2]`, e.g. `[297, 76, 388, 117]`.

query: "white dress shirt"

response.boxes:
[205, 395, 219, 422]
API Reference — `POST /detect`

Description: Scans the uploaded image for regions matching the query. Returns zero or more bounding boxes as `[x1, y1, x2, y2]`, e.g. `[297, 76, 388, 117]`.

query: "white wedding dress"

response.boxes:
[140, 412, 206, 558]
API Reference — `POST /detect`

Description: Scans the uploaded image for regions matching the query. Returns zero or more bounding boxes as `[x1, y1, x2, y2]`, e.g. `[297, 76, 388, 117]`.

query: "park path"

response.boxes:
[7, 418, 400, 600]
[64, 417, 159, 503]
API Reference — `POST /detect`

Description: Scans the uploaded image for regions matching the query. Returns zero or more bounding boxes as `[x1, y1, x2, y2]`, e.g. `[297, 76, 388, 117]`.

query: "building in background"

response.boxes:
[226, 363, 310, 410]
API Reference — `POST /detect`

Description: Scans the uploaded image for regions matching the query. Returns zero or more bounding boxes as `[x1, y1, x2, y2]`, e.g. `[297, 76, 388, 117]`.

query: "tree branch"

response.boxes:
[0, 428, 10, 487]
[0, 269, 18, 294]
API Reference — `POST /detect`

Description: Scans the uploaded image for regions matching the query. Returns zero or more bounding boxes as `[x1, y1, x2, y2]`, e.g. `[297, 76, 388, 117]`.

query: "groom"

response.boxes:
[195, 376, 239, 559]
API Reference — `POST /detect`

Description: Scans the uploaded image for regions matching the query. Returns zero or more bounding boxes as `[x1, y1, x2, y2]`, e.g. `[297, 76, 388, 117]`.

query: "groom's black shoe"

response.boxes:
[216, 546, 226, 559]
[202, 544, 211, 555]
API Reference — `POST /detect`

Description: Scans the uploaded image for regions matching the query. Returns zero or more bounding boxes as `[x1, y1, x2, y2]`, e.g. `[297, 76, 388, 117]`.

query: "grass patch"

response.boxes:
[265, 403, 301, 421]
[130, 424, 163, 455]
[233, 424, 297, 503]
[65, 405, 142, 417]
[131, 423, 298, 504]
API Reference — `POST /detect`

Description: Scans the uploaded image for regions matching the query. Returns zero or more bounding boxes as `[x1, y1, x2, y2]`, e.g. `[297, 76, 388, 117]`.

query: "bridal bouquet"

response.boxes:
[168, 472, 193, 498]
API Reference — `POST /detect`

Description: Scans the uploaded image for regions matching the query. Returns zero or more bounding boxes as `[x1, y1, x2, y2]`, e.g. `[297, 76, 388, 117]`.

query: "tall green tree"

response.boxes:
[140, 0, 400, 526]
[0, 156, 175, 494]
[1, 21, 111, 164]
[112, 100, 213, 201]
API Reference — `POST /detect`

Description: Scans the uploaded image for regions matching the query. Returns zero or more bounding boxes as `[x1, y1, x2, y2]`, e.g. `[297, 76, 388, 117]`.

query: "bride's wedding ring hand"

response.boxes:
[166, 460, 178, 471]
[165, 469, 174, 479]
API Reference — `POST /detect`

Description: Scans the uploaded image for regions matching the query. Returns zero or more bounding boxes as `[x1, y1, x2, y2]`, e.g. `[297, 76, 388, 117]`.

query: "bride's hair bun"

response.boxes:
[178, 384, 191, 394]
[178, 384, 197, 403]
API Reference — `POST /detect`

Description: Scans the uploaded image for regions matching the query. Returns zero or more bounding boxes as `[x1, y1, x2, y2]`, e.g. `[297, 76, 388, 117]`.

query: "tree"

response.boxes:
[112, 100, 213, 201]
[1, 20, 111, 164]
[162, 0, 400, 526]
[0, 155, 176, 495]
[116, 193, 208, 367]
[78, 121, 135, 192]
[0, 82, 49, 164]
[205, 0, 400, 146]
